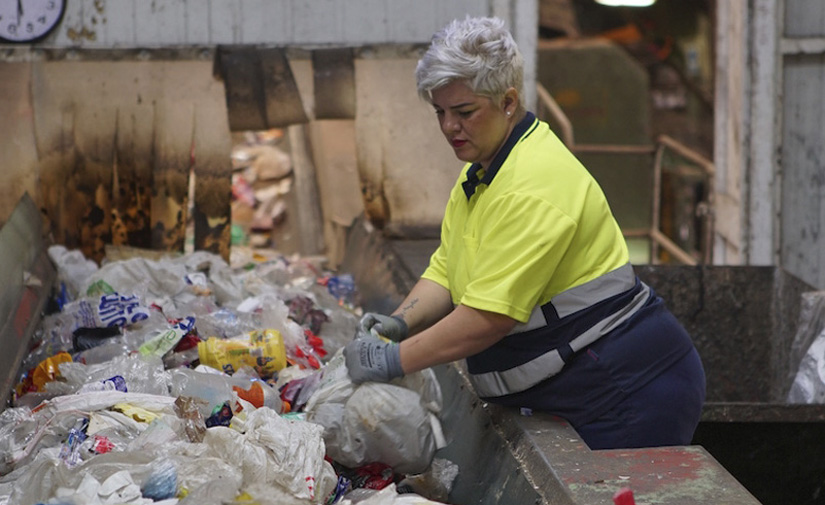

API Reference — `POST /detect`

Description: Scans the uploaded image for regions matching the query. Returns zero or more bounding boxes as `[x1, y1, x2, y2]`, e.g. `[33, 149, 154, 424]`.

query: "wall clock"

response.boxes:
[0, 0, 66, 43]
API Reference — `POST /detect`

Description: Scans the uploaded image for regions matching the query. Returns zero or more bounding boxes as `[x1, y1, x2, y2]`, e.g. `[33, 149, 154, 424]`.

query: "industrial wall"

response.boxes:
[0, 0, 538, 264]
[1, 58, 234, 263]
[715, 1, 825, 289]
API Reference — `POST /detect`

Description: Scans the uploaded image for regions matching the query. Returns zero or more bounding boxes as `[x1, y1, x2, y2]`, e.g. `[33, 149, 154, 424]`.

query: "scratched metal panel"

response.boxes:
[341, 0, 388, 44]
[207, 1, 244, 44]
[184, 0, 211, 44]
[436, 0, 488, 31]
[230, 0, 293, 44]
[785, 0, 825, 38]
[780, 53, 825, 289]
[386, 1, 436, 42]
[385, 0, 486, 43]
[134, 1, 188, 46]
[43, 0, 491, 48]
[291, 0, 343, 44]
[100, 0, 137, 46]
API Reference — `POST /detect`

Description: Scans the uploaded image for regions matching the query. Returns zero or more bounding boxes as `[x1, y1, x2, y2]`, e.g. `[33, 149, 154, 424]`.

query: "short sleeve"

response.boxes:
[421, 242, 448, 288]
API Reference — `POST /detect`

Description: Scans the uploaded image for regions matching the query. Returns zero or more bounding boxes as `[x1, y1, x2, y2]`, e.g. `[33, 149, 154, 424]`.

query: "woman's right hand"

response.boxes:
[357, 313, 409, 342]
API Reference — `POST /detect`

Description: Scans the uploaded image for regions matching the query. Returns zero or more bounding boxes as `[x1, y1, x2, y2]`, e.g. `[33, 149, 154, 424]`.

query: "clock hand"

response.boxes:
[16, 0, 23, 23]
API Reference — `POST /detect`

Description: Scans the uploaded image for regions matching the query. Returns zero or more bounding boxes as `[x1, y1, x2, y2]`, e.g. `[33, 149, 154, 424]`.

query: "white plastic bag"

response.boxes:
[341, 483, 448, 504]
[51, 354, 169, 397]
[203, 408, 337, 503]
[787, 291, 825, 403]
[304, 352, 444, 475]
[48, 245, 100, 300]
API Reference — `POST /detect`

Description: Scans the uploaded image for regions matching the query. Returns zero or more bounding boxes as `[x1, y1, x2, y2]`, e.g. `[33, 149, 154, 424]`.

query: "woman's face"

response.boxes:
[431, 80, 512, 169]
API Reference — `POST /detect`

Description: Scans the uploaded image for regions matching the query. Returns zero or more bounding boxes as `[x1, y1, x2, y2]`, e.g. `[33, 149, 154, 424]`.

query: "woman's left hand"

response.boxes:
[344, 334, 404, 384]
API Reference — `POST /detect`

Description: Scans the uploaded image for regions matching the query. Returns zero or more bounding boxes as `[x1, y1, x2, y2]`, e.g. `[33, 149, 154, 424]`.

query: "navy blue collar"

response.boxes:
[462, 112, 538, 200]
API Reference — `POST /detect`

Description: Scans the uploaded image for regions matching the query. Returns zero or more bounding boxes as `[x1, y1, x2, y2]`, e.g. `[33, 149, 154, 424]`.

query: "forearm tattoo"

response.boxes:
[398, 298, 419, 319]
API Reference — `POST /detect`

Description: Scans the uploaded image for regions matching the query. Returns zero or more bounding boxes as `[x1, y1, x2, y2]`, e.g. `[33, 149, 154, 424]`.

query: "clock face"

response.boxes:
[0, 0, 65, 43]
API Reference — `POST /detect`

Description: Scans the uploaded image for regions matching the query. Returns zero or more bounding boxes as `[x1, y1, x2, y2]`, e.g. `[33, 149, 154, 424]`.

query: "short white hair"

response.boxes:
[415, 16, 524, 105]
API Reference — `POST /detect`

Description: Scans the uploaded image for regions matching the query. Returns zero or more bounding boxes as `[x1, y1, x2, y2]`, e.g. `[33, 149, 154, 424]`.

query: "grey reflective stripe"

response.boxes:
[551, 263, 636, 318]
[506, 263, 635, 336]
[470, 282, 652, 398]
[506, 304, 548, 335]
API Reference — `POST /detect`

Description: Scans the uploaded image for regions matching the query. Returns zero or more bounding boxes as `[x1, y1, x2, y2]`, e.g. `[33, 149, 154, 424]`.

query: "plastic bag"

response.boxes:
[787, 291, 825, 403]
[203, 407, 337, 503]
[50, 354, 169, 397]
[304, 352, 445, 475]
[396, 458, 459, 503]
[341, 484, 448, 505]
[48, 245, 100, 301]
[6, 449, 159, 505]
[169, 367, 235, 418]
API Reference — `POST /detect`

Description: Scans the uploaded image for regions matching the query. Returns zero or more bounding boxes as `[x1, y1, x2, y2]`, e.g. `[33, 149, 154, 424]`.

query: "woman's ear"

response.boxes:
[502, 87, 519, 114]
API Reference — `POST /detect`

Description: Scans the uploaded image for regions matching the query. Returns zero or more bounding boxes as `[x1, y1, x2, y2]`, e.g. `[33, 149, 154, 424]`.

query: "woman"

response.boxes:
[343, 16, 705, 450]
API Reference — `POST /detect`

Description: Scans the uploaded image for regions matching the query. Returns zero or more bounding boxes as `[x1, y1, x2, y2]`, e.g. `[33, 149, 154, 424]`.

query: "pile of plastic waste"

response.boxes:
[0, 246, 458, 505]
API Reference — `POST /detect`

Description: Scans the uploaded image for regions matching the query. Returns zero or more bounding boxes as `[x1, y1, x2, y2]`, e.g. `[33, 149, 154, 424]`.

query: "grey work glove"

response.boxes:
[357, 313, 409, 342]
[344, 334, 404, 384]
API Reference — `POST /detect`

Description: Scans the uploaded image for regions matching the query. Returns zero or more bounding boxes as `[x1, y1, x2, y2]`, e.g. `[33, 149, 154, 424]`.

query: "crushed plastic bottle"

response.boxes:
[58, 417, 89, 467]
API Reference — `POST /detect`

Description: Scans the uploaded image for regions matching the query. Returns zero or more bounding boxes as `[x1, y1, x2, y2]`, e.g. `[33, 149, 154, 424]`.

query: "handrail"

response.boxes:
[536, 83, 575, 148]
[535, 83, 715, 265]
[652, 135, 716, 264]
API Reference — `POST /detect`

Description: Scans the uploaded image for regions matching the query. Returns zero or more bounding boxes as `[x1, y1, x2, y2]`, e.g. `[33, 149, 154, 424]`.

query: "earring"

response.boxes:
[506, 111, 511, 116]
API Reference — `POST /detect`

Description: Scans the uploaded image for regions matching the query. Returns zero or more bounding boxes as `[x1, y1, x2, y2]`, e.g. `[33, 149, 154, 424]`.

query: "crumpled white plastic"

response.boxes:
[341, 483, 448, 504]
[49, 354, 169, 397]
[52, 470, 146, 504]
[787, 291, 825, 403]
[203, 407, 337, 503]
[789, 327, 825, 403]
[80, 252, 243, 313]
[304, 352, 445, 475]
[43, 391, 178, 418]
[48, 245, 101, 299]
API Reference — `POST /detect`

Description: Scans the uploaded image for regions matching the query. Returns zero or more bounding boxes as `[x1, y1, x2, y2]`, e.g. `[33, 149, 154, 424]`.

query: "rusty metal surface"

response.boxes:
[150, 102, 192, 255]
[112, 108, 154, 249]
[30, 60, 232, 261]
[217, 47, 268, 131]
[260, 48, 309, 127]
[216, 47, 309, 131]
[313, 48, 356, 119]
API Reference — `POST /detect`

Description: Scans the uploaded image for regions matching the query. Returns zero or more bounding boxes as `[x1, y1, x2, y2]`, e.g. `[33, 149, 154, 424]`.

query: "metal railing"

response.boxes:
[536, 83, 715, 265]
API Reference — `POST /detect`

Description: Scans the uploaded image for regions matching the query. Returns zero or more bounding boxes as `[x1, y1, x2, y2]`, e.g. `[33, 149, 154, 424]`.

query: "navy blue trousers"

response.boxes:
[575, 346, 706, 450]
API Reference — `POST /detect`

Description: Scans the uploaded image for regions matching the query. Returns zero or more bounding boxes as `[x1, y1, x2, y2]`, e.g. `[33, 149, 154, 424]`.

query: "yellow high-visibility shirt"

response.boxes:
[422, 115, 629, 323]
